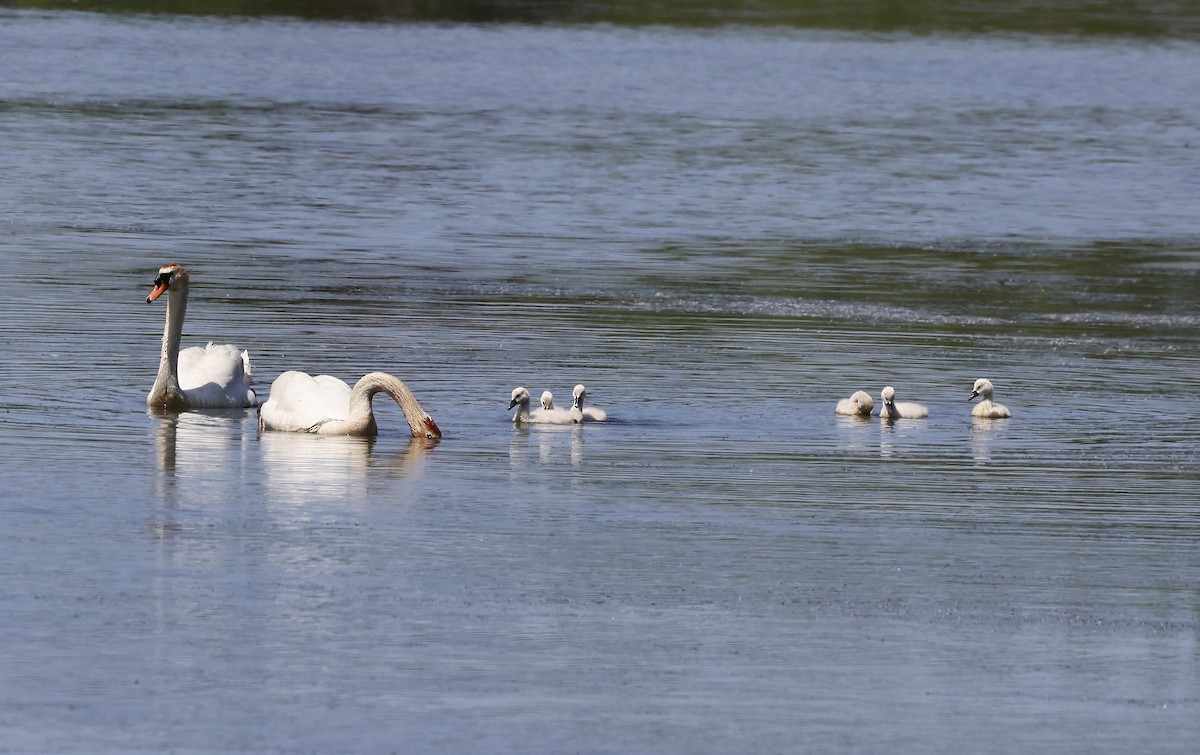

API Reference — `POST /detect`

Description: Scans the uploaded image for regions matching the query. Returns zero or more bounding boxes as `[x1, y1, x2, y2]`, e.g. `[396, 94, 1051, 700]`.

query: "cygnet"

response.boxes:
[571, 384, 608, 422]
[835, 390, 875, 417]
[879, 385, 929, 419]
[969, 378, 1012, 418]
[509, 386, 579, 424]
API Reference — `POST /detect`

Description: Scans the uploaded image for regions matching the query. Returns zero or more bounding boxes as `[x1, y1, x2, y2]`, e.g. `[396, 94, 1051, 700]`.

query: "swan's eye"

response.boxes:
[153, 272, 173, 287]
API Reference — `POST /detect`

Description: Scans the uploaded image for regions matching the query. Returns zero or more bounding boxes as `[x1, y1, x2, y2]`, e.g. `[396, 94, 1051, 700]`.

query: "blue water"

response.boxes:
[1, 9, 1198, 753]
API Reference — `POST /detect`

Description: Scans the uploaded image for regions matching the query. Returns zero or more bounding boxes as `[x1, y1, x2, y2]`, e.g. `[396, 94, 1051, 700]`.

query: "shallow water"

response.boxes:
[1, 8, 1199, 753]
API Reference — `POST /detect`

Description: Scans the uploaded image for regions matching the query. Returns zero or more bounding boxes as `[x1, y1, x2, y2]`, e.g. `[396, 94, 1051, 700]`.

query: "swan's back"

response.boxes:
[175, 342, 255, 406]
[260, 371, 353, 431]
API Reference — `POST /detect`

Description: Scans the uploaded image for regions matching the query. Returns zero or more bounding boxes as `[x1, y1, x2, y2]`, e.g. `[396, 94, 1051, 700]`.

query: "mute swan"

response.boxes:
[879, 386, 929, 419]
[835, 390, 875, 417]
[509, 387, 579, 424]
[541, 391, 556, 410]
[572, 384, 608, 422]
[969, 378, 1012, 418]
[145, 263, 255, 410]
[258, 371, 442, 438]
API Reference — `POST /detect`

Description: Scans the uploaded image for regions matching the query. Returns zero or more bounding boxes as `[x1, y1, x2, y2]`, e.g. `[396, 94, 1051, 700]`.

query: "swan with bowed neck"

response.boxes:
[835, 390, 875, 417]
[259, 371, 441, 438]
[509, 387, 579, 424]
[879, 386, 929, 419]
[145, 263, 255, 410]
[571, 384, 607, 422]
[969, 378, 1012, 418]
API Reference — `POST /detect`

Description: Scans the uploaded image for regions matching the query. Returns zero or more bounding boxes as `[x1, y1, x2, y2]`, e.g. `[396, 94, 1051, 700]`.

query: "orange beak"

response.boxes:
[146, 281, 169, 303]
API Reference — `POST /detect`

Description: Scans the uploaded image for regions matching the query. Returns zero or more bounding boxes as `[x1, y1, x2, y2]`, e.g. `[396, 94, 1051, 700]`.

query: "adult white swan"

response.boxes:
[259, 371, 442, 438]
[509, 387, 579, 424]
[879, 386, 929, 419]
[969, 378, 1012, 418]
[835, 390, 875, 417]
[145, 263, 256, 410]
[571, 384, 608, 422]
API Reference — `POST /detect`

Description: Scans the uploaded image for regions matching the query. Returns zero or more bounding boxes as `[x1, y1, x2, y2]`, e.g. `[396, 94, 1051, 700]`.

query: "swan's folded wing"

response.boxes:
[177, 343, 249, 390]
[174, 343, 256, 406]
[260, 371, 353, 431]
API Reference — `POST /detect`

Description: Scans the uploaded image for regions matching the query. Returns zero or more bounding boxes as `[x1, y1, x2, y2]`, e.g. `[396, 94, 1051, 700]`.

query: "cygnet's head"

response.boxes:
[509, 386, 531, 410]
[541, 391, 555, 410]
[571, 384, 587, 410]
[970, 378, 995, 401]
[881, 385, 896, 405]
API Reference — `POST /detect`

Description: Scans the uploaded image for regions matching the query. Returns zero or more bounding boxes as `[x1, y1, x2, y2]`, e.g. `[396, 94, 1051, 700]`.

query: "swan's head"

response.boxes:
[540, 390, 555, 410]
[420, 415, 442, 440]
[146, 263, 188, 304]
[970, 378, 994, 401]
[881, 385, 896, 406]
[509, 386, 531, 410]
[571, 384, 587, 410]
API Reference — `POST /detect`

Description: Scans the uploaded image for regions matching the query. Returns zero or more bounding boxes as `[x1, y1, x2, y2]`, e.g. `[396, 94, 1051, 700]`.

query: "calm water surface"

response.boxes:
[1, 9, 1198, 753]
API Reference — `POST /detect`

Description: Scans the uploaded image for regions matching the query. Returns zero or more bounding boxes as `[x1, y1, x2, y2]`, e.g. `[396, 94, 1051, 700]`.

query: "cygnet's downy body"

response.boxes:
[835, 390, 875, 417]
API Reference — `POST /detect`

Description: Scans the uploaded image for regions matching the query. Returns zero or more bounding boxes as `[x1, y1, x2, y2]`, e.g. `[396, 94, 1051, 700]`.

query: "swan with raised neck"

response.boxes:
[145, 263, 255, 410]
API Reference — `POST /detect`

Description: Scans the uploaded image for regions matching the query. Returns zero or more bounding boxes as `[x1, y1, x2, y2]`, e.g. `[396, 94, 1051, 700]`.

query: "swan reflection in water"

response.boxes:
[970, 416, 1010, 463]
[152, 406, 257, 484]
[508, 423, 585, 474]
[149, 407, 258, 542]
[260, 431, 437, 506]
[151, 407, 436, 512]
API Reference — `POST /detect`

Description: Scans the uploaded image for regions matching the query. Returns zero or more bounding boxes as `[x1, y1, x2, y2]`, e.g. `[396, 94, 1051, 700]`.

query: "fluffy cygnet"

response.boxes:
[571, 384, 607, 422]
[835, 390, 875, 417]
[509, 386, 579, 424]
[879, 385, 929, 419]
[969, 378, 1012, 418]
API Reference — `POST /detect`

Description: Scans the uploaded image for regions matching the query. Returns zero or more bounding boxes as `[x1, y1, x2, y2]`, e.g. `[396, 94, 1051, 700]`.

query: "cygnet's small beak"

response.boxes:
[508, 399, 519, 410]
[968, 391, 979, 401]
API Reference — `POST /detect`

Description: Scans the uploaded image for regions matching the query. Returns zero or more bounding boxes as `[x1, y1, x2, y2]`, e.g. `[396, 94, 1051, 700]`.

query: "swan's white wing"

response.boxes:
[260, 371, 352, 431]
[176, 342, 256, 407]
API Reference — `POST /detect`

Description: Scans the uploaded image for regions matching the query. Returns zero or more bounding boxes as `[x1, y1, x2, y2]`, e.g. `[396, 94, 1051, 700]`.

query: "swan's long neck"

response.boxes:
[148, 282, 188, 408]
[326, 372, 441, 438]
